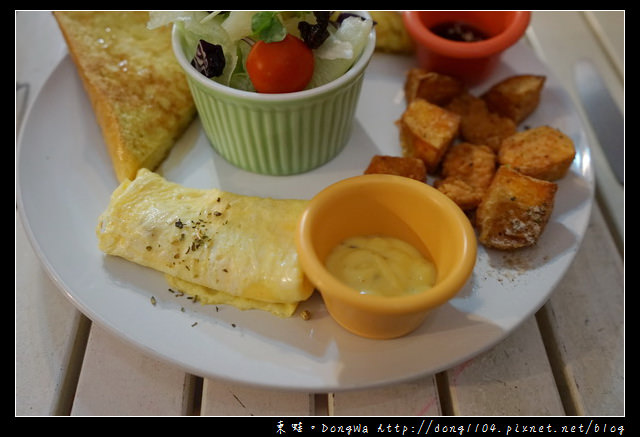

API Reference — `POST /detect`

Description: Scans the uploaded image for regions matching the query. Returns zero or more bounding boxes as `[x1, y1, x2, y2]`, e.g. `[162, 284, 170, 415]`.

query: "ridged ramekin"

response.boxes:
[172, 12, 376, 175]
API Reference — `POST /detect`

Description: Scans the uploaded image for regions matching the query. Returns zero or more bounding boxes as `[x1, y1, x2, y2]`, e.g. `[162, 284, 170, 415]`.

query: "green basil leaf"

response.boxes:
[251, 11, 286, 42]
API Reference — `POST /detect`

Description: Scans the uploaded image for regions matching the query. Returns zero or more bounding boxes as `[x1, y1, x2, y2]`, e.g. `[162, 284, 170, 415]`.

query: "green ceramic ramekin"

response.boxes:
[172, 13, 376, 175]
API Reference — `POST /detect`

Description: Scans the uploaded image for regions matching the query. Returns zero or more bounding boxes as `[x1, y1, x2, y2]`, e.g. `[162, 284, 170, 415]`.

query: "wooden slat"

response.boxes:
[536, 204, 624, 416]
[443, 316, 565, 416]
[583, 11, 624, 80]
[528, 11, 623, 103]
[70, 324, 194, 416]
[15, 213, 89, 416]
[329, 376, 440, 416]
[200, 379, 315, 416]
[16, 11, 81, 416]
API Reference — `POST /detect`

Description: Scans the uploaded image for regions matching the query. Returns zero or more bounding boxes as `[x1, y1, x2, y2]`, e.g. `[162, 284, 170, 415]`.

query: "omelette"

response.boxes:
[97, 169, 313, 317]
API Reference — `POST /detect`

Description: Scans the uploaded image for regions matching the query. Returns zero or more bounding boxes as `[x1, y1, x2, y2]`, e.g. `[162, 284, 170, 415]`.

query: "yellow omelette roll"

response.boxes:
[96, 168, 313, 315]
[164, 275, 299, 318]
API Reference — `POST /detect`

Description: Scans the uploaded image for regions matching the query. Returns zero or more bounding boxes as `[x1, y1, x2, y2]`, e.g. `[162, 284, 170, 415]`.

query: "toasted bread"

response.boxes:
[435, 178, 484, 211]
[446, 92, 516, 152]
[404, 68, 465, 105]
[436, 142, 496, 210]
[482, 75, 546, 124]
[364, 155, 427, 182]
[499, 125, 576, 181]
[397, 98, 460, 172]
[446, 92, 488, 117]
[53, 11, 196, 182]
[476, 165, 557, 250]
[440, 142, 496, 190]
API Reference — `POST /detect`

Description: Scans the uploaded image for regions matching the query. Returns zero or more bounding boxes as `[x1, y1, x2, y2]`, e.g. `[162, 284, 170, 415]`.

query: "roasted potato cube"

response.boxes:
[364, 155, 427, 182]
[460, 110, 517, 152]
[436, 142, 496, 211]
[435, 177, 484, 211]
[446, 92, 516, 151]
[446, 92, 488, 117]
[441, 142, 497, 190]
[397, 98, 460, 172]
[498, 125, 576, 181]
[369, 11, 415, 54]
[476, 165, 558, 250]
[482, 74, 546, 124]
[404, 68, 465, 105]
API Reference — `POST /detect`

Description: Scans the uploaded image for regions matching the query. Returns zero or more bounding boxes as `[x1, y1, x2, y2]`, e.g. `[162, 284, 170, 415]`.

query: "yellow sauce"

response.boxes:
[325, 235, 436, 297]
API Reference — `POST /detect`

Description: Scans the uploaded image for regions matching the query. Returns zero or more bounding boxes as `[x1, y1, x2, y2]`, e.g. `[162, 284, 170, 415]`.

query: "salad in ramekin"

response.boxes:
[148, 11, 374, 94]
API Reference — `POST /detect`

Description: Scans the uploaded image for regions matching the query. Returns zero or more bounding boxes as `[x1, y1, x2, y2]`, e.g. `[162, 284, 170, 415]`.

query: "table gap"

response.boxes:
[54, 314, 92, 416]
[534, 306, 576, 415]
[434, 371, 453, 416]
[187, 375, 204, 416]
[314, 393, 329, 415]
[594, 187, 624, 256]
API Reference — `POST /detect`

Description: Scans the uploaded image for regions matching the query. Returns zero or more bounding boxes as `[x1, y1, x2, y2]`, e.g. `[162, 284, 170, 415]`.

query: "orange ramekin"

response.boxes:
[296, 175, 477, 339]
[403, 11, 531, 85]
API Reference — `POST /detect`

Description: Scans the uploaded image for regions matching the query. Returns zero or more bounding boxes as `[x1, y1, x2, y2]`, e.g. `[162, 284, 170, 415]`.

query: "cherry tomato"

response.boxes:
[246, 34, 315, 94]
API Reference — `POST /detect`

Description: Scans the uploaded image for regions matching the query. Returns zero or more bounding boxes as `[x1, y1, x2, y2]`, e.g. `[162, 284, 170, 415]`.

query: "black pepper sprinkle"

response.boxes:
[214, 211, 222, 216]
[175, 219, 184, 229]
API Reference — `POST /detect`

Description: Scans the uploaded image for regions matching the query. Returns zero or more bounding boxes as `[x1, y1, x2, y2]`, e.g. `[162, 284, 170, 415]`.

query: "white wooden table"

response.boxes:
[16, 11, 624, 422]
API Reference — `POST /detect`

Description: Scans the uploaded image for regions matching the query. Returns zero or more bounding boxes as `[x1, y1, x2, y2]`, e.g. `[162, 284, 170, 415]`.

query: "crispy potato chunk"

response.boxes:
[397, 98, 460, 172]
[436, 142, 496, 210]
[364, 155, 427, 182]
[482, 75, 546, 124]
[404, 68, 465, 105]
[476, 165, 557, 250]
[446, 92, 516, 152]
[435, 178, 484, 211]
[446, 92, 487, 117]
[441, 143, 496, 188]
[499, 126, 576, 181]
[369, 11, 415, 54]
[461, 110, 517, 152]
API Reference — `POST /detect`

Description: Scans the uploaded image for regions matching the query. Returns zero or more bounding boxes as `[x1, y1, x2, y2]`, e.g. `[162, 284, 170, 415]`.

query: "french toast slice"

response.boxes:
[53, 11, 196, 182]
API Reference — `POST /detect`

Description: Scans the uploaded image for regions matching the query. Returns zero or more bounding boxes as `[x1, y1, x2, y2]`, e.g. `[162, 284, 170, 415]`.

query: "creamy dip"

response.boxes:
[325, 235, 437, 297]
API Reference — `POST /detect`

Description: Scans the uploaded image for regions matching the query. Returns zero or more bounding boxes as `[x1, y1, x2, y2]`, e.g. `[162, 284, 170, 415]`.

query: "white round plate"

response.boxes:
[17, 40, 593, 392]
